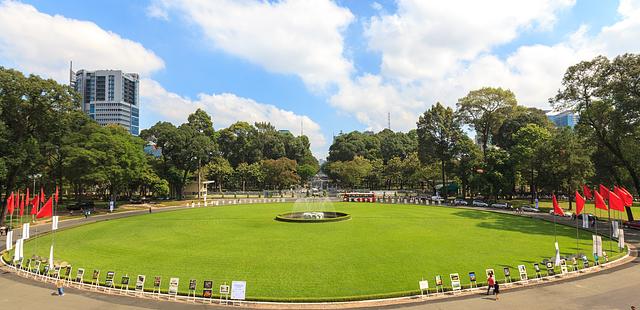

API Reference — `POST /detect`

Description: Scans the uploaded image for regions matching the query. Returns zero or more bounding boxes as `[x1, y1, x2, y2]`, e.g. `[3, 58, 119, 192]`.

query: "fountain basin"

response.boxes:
[275, 211, 351, 223]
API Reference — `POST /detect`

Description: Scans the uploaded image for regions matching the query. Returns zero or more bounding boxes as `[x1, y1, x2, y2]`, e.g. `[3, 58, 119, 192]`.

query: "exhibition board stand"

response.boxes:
[105, 271, 116, 293]
[203, 280, 213, 304]
[517, 265, 528, 284]
[91, 269, 101, 291]
[188, 279, 197, 301]
[230, 281, 246, 306]
[449, 273, 461, 294]
[120, 275, 130, 295]
[153, 276, 162, 298]
[32, 261, 41, 279]
[64, 266, 73, 286]
[135, 275, 146, 297]
[503, 267, 511, 283]
[75, 268, 85, 287]
[468, 272, 477, 288]
[418, 279, 429, 298]
[219, 282, 230, 305]
[434, 275, 443, 294]
[168, 277, 180, 300]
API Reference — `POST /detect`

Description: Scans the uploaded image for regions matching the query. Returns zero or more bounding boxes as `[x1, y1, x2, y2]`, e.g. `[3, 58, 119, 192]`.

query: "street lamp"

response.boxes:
[29, 173, 42, 192]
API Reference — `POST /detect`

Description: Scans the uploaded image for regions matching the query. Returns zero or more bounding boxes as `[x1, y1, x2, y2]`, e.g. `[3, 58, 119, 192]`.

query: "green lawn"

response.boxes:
[16, 202, 623, 301]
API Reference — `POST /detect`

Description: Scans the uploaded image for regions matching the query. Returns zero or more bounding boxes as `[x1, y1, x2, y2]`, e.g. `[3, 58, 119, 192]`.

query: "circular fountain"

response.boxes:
[275, 196, 350, 223]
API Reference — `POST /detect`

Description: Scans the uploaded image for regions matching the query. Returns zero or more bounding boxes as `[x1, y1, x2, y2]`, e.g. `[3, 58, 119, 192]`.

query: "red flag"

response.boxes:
[599, 184, 610, 201]
[552, 194, 565, 216]
[26, 187, 30, 206]
[55, 186, 59, 204]
[30, 195, 39, 208]
[30, 198, 38, 215]
[40, 187, 45, 203]
[575, 191, 585, 215]
[620, 187, 634, 207]
[36, 196, 53, 219]
[609, 189, 625, 212]
[594, 191, 608, 211]
[19, 194, 24, 216]
[6, 192, 14, 214]
[582, 185, 593, 200]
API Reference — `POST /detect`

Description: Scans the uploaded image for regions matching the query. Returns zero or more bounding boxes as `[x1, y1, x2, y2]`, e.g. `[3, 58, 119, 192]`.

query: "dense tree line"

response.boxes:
[324, 54, 640, 202]
[141, 114, 319, 199]
[0, 67, 319, 225]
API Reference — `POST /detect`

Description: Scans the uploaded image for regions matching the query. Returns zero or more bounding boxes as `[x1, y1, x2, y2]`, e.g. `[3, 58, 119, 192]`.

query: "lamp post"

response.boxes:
[29, 173, 42, 193]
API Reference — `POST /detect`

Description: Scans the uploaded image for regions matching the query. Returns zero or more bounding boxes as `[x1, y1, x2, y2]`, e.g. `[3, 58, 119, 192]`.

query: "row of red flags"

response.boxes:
[552, 184, 634, 216]
[5, 186, 58, 219]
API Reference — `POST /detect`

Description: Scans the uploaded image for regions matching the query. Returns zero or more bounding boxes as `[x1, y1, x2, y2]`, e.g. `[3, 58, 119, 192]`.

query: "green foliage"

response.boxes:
[553, 54, 640, 194]
[261, 158, 300, 190]
[417, 102, 463, 197]
[456, 87, 517, 158]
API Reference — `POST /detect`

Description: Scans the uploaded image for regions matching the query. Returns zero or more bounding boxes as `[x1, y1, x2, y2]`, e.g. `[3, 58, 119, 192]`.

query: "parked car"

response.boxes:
[491, 202, 511, 209]
[623, 220, 640, 230]
[472, 200, 489, 207]
[573, 213, 597, 221]
[521, 206, 539, 212]
[431, 195, 444, 202]
[66, 201, 95, 211]
[453, 198, 468, 206]
[549, 210, 573, 218]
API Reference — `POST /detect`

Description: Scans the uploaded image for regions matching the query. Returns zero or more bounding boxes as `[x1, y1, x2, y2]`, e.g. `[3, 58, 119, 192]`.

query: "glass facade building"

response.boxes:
[546, 111, 579, 128]
[74, 70, 140, 135]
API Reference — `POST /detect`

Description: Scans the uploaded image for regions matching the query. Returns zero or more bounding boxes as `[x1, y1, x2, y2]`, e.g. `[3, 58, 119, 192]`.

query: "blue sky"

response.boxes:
[0, 0, 638, 158]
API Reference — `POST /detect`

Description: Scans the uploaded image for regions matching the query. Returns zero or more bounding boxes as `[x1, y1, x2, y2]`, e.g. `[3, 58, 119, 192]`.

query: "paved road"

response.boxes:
[1, 204, 639, 309]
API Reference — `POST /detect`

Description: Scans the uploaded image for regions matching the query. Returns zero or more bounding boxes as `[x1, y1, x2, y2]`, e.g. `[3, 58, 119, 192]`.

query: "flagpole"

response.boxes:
[607, 205, 613, 255]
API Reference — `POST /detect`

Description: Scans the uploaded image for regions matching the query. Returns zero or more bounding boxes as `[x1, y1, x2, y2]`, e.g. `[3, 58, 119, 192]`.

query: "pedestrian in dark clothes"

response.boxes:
[494, 282, 500, 301]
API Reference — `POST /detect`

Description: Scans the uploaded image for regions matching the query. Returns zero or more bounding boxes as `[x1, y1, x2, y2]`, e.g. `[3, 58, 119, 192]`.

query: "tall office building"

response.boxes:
[546, 110, 579, 128]
[73, 69, 140, 135]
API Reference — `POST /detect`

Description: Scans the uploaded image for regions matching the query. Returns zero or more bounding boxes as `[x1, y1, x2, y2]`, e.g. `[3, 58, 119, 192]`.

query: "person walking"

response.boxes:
[56, 280, 65, 296]
[494, 281, 500, 301]
[486, 272, 494, 295]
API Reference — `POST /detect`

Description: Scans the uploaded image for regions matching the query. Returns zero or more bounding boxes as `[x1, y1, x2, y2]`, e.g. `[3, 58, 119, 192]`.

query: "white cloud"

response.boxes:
[331, 0, 640, 131]
[0, 1, 164, 82]
[141, 79, 327, 158]
[365, 0, 575, 81]
[149, 0, 354, 89]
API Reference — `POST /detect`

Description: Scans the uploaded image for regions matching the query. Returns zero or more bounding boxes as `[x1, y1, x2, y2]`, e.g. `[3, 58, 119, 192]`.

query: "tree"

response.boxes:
[493, 106, 551, 150]
[417, 102, 463, 198]
[452, 135, 482, 197]
[324, 156, 373, 189]
[376, 129, 417, 163]
[456, 87, 517, 159]
[327, 131, 380, 162]
[187, 108, 215, 138]
[261, 158, 300, 190]
[482, 148, 516, 200]
[552, 54, 640, 195]
[234, 162, 264, 191]
[297, 164, 318, 185]
[205, 157, 234, 192]
[537, 127, 594, 208]
[511, 124, 551, 202]
[0, 67, 78, 225]
[141, 110, 216, 199]
[217, 122, 259, 166]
